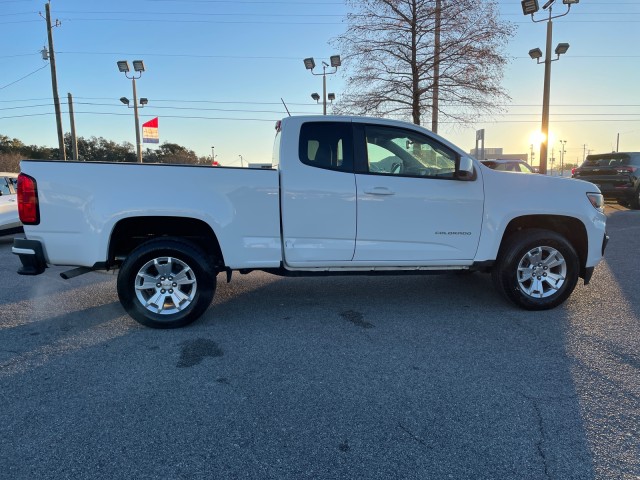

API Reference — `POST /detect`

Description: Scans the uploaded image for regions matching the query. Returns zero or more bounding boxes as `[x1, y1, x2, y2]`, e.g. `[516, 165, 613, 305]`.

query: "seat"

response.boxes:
[314, 142, 333, 167]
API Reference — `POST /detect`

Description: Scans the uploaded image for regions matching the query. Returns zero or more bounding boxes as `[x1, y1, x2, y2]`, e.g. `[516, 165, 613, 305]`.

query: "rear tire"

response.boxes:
[492, 229, 579, 310]
[117, 238, 216, 328]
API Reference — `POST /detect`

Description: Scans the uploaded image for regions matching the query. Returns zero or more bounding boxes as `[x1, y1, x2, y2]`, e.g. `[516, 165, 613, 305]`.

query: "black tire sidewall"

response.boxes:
[630, 188, 640, 210]
[117, 238, 216, 328]
[494, 230, 579, 310]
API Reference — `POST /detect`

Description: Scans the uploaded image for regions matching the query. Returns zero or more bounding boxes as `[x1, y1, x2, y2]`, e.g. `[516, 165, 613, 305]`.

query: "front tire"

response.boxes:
[492, 229, 579, 310]
[117, 238, 216, 328]
[629, 188, 640, 210]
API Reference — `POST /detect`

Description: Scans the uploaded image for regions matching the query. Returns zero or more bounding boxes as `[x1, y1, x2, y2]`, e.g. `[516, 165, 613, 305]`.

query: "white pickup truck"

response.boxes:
[13, 116, 608, 328]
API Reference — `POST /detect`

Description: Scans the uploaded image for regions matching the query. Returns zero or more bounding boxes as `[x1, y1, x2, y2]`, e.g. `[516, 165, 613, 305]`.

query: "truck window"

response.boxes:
[364, 125, 457, 179]
[298, 122, 353, 172]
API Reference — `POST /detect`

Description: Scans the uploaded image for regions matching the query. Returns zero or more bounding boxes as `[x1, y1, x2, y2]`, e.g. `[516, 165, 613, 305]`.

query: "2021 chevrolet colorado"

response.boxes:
[13, 116, 608, 328]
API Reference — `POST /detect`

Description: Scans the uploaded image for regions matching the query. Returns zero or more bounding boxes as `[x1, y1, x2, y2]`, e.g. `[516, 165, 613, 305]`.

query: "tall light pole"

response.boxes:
[303, 55, 341, 115]
[117, 60, 146, 163]
[522, 0, 578, 175]
[530, 144, 536, 169]
[559, 139, 567, 176]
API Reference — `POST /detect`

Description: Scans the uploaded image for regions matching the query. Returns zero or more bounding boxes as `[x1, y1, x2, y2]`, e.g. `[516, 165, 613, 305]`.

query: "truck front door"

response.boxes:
[353, 123, 484, 263]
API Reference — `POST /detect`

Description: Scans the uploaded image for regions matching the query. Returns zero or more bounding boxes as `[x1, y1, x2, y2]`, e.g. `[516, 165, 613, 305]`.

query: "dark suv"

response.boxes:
[572, 152, 640, 209]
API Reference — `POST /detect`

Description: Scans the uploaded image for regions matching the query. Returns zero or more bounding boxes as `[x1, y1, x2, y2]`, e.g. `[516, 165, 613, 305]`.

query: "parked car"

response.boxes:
[0, 172, 22, 236]
[481, 159, 535, 174]
[572, 152, 640, 209]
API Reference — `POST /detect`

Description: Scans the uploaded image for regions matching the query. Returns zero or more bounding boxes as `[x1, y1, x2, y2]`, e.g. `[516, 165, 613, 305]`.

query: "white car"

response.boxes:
[0, 172, 21, 236]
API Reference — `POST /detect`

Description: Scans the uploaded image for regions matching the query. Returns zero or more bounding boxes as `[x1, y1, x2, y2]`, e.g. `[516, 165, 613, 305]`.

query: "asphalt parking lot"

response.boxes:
[0, 204, 638, 479]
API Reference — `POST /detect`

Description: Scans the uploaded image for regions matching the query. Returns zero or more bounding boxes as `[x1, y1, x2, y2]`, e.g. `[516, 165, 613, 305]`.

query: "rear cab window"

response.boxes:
[298, 122, 354, 172]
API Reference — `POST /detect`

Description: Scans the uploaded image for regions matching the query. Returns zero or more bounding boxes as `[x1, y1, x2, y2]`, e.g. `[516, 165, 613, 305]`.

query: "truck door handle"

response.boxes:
[364, 187, 395, 196]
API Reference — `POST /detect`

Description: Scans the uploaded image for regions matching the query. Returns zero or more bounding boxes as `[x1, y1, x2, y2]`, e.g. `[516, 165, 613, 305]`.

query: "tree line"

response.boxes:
[0, 133, 210, 172]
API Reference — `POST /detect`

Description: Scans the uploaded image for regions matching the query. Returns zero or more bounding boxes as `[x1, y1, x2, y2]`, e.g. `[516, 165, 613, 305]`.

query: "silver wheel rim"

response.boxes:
[134, 256, 197, 315]
[516, 246, 567, 299]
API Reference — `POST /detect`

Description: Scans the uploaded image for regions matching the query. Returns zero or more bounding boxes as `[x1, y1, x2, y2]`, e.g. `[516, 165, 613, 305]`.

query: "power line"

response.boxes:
[4, 102, 638, 117]
[0, 64, 49, 90]
[56, 18, 342, 24]
[3, 111, 640, 124]
[3, 50, 632, 60]
[54, 10, 345, 17]
[3, 98, 640, 109]
[140, 0, 344, 3]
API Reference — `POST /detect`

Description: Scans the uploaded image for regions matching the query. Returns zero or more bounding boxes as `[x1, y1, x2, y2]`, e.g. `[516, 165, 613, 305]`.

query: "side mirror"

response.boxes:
[456, 156, 475, 180]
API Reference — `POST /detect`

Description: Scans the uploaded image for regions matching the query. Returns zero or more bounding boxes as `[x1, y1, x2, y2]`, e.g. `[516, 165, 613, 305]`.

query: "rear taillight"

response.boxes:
[616, 166, 637, 174]
[17, 173, 40, 225]
[571, 167, 578, 176]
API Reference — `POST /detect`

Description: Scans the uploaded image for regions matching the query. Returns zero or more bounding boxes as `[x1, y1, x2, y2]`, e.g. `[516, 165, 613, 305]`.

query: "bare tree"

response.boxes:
[332, 0, 515, 129]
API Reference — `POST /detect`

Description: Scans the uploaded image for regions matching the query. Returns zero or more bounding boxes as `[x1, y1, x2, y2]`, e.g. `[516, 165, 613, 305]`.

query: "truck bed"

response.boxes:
[20, 161, 282, 269]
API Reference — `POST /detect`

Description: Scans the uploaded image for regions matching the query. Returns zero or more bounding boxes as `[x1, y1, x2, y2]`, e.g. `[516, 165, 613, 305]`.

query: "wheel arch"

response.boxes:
[107, 216, 225, 270]
[498, 215, 588, 278]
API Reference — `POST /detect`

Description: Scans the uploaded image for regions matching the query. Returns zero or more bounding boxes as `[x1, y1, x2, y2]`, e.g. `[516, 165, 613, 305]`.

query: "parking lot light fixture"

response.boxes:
[529, 48, 543, 61]
[562, 0, 579, 4]
[328, 93, 336, 102]
[311, 93, 320, 102]
[132, 60, 145, 73]
[522, 0, 539, 15]
[117, 60, 130, 73]
[555, 43, 570, 55]
[304, 54, 341, 115]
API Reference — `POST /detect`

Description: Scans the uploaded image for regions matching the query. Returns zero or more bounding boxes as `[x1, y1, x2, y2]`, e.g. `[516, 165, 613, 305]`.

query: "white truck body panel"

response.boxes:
[475, 169, 606, 268]
[22, 162, 282, 269]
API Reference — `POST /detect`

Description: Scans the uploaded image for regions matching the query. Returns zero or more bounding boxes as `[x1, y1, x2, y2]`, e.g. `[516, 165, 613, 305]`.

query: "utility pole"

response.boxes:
[44, 2, 66, 160]
[616, 133, 620, 152]
[67, 93, 78, 160]
[431, 0, 441, 133]
[583, 144, 587, 162]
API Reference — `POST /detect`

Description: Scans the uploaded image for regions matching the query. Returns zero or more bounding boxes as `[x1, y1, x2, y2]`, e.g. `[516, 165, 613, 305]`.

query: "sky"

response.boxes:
[1, 0, 639, 168]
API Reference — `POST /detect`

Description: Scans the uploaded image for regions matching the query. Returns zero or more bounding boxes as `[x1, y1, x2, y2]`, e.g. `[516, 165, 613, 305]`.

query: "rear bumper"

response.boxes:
[12, 237, 47, 275]
[577, 179, 638, 199]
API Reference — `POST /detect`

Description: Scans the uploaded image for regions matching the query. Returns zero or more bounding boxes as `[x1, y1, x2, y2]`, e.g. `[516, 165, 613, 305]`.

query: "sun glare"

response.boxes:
[528, 131, 558, 149]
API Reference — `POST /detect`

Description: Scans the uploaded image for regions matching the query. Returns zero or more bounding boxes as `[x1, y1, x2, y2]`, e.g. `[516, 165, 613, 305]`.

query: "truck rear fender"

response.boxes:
[496, 215, 588, 278]
[108, 216, 225, 271]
